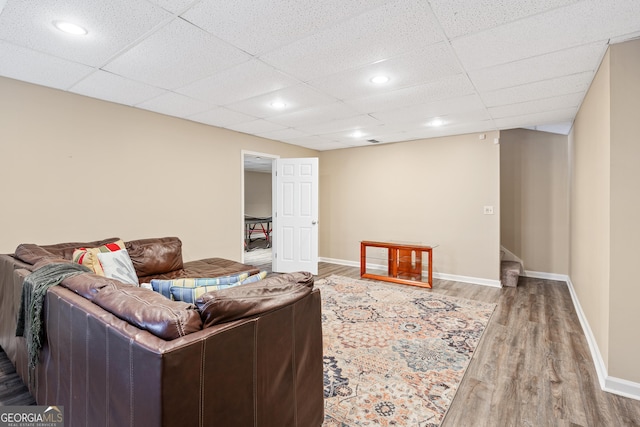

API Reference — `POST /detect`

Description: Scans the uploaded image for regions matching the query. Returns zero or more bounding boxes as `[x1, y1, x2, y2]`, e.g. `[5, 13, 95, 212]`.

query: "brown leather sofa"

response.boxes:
[0, 237, 323, 427]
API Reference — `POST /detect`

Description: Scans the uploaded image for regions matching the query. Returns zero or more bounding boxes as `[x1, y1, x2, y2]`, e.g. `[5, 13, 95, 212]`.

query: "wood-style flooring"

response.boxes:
[305, 262, 640, 427]
[2, 261, 639, 426]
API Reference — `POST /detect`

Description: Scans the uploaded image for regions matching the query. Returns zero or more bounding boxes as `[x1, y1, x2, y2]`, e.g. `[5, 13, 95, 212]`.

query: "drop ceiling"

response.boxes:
[1, 0, 639, 151]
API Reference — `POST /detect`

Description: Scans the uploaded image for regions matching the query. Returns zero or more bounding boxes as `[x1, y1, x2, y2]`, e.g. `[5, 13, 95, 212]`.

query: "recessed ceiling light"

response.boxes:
[270, 101, 287, 109]
[350, 130, 365, 138]
[53, 20, 88, 36]
[370, 75, 390, 84]
[427, 118, 445, 127]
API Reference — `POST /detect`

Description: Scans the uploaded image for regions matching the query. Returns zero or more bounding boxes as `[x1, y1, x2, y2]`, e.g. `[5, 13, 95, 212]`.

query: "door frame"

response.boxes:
[241, 150, 279, 264]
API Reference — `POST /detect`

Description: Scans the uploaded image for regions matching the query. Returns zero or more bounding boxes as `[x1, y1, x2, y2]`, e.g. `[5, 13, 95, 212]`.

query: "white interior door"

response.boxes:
[272, 158, 319, 275]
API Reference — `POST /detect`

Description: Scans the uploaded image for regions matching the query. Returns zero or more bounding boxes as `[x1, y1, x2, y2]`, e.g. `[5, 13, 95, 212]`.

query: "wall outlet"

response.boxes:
[484, 206, 494, 215]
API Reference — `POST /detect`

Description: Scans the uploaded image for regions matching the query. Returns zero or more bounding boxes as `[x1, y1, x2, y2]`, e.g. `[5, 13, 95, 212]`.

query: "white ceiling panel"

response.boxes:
[187, 107, 258, 128]
[370, 94, 488, 124]
[177, 59, 300, 106]
[345, 74, 476, 115]
[489, 92, 584, 119]
[0, 41, 94, 89]
[260, 0, 444, 81]
[453, 0, 640, 71]
[70, 70, 165, 106]
[481, 72, 593, 107]
[104, 18, 251, 89]
[429, 0, 580, 39]
[137, 91, 213, 118]
[147, 0, 196, 14]
[307, 42, 461, 100]
[257, 128, 311, 141]
[226, 119, 287, 135]
[0, 0, 170, 67]
[182, 0, 388, 56]
[225, 84, 339, 119]
[494, 107, 578, 129]
[267, 102, 361, 128]
[469, 42, 607, 92]
[2, 0, 639, 151]
[525, 121, 574, 135]
[295, 114, 382, 136]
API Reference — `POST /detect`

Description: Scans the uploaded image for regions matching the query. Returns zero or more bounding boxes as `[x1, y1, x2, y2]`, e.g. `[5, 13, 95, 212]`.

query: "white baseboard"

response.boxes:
[318, 257, 502, 288]
[523, 270, 569, 282]
[564, 276, 640, 401]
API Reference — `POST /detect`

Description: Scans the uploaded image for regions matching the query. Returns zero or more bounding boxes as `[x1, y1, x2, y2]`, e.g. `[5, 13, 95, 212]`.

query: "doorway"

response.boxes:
[242, 151, 277, 267]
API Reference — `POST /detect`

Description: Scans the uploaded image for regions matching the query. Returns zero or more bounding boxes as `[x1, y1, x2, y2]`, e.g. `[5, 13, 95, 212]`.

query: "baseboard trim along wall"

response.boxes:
[526, 270, 640, 401]
[319, 257, 502, 288]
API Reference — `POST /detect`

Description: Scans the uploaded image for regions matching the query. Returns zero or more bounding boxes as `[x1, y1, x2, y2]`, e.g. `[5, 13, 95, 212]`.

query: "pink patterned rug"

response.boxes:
[318, 275, 496, 427]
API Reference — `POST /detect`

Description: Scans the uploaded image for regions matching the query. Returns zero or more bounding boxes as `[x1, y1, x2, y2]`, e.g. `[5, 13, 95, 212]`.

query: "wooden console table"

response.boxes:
[360, 241, 434, 288]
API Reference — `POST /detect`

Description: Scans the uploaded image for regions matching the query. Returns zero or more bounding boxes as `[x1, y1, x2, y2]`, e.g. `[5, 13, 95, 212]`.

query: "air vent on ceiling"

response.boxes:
[367, 139, 381, 144]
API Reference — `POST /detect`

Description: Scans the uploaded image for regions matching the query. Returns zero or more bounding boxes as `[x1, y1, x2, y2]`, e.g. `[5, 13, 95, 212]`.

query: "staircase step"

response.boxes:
[501, 260, 523, 287]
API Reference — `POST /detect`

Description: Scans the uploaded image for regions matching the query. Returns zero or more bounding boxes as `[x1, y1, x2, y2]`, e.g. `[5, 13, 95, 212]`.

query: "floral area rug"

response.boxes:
[318, 275, 496, 427]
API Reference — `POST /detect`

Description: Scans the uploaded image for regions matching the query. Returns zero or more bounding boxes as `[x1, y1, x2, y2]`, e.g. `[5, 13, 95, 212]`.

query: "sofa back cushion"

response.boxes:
[125, 237, 183, 278]
[196, 271, 314, 328]
[14, 237, 121, 265]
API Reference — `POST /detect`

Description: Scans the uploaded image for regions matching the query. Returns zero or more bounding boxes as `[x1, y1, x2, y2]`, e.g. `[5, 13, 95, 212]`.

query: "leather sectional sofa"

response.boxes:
[0, 237, 323, 426]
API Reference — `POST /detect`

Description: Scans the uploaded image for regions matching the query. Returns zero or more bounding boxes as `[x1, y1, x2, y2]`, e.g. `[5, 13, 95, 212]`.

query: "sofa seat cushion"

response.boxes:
[196, 271, 314, 328]
[139, 257, 260, 282]
[61, 273, 202, 340]
[125, 237, 184, 278]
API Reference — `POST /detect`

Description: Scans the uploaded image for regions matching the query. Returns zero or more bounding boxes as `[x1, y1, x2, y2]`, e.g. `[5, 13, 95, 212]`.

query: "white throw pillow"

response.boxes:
[97, 249, 140, 286]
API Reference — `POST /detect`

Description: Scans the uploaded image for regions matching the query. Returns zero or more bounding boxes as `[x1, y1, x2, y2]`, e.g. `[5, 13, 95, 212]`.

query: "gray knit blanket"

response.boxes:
[16, 262, 91, 383]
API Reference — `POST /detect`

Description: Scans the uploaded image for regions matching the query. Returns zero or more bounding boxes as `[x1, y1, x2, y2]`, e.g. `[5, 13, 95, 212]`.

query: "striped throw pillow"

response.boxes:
[72, 240, 126, 276]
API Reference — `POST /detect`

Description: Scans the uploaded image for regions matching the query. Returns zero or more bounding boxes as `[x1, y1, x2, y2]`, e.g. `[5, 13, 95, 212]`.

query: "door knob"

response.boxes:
[312, 220, 318, 225]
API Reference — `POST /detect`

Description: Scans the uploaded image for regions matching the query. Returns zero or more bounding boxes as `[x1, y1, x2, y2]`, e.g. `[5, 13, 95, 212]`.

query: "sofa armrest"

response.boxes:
[195, 271, 314, 328]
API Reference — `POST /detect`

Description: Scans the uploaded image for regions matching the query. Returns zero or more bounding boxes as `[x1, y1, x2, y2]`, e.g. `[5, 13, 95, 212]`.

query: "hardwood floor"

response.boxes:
[309, 262, 640, 427]
[2, 261, 639, 426]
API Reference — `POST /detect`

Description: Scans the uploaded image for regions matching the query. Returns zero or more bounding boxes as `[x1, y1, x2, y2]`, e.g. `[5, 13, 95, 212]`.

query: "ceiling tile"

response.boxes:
[489, 92, 584, 119]
[481, 71, 593, 107]
[103, 18, 252, 89]
[281, 135, 340, 150]
[452, 0, 640, 71]
[257, 128, 310, 141]
[494, 107, 577, 129]
[0, 0, 170, 67]
[267, 102, 361, 128]
[187, 107, 258, 128]
[226, 119, 287, 135]
[137, 91, 213, 118]
[370, 94, 488, 124]
[345, 74, 476, 114]
[524, 121, 573, 135]
[468, 42, 607, 92]
[182, 0, 388, 56]
[295, 115, 381, 136]
[307, 42, 462, 100]
[70, 70, 165, 106]
[0, 41, 94, 89]
[177, 59, 300, 106]
[147, 0, 195, 14]
[260, 0, 444, 81]
[429, 0, 580, 39]
[225, 84, 338, 119]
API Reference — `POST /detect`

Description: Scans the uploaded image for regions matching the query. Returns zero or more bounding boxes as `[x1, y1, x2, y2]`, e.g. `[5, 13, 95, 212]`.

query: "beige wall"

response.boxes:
[571, 48, 611, 372]
[319, 132, 501, 281]
[244, 171, 272, 217]
[571, 39, 640, 384]
[608, 40, 640, 382]
[0, 77, 316, 262]
[500, 128, 569, 274]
